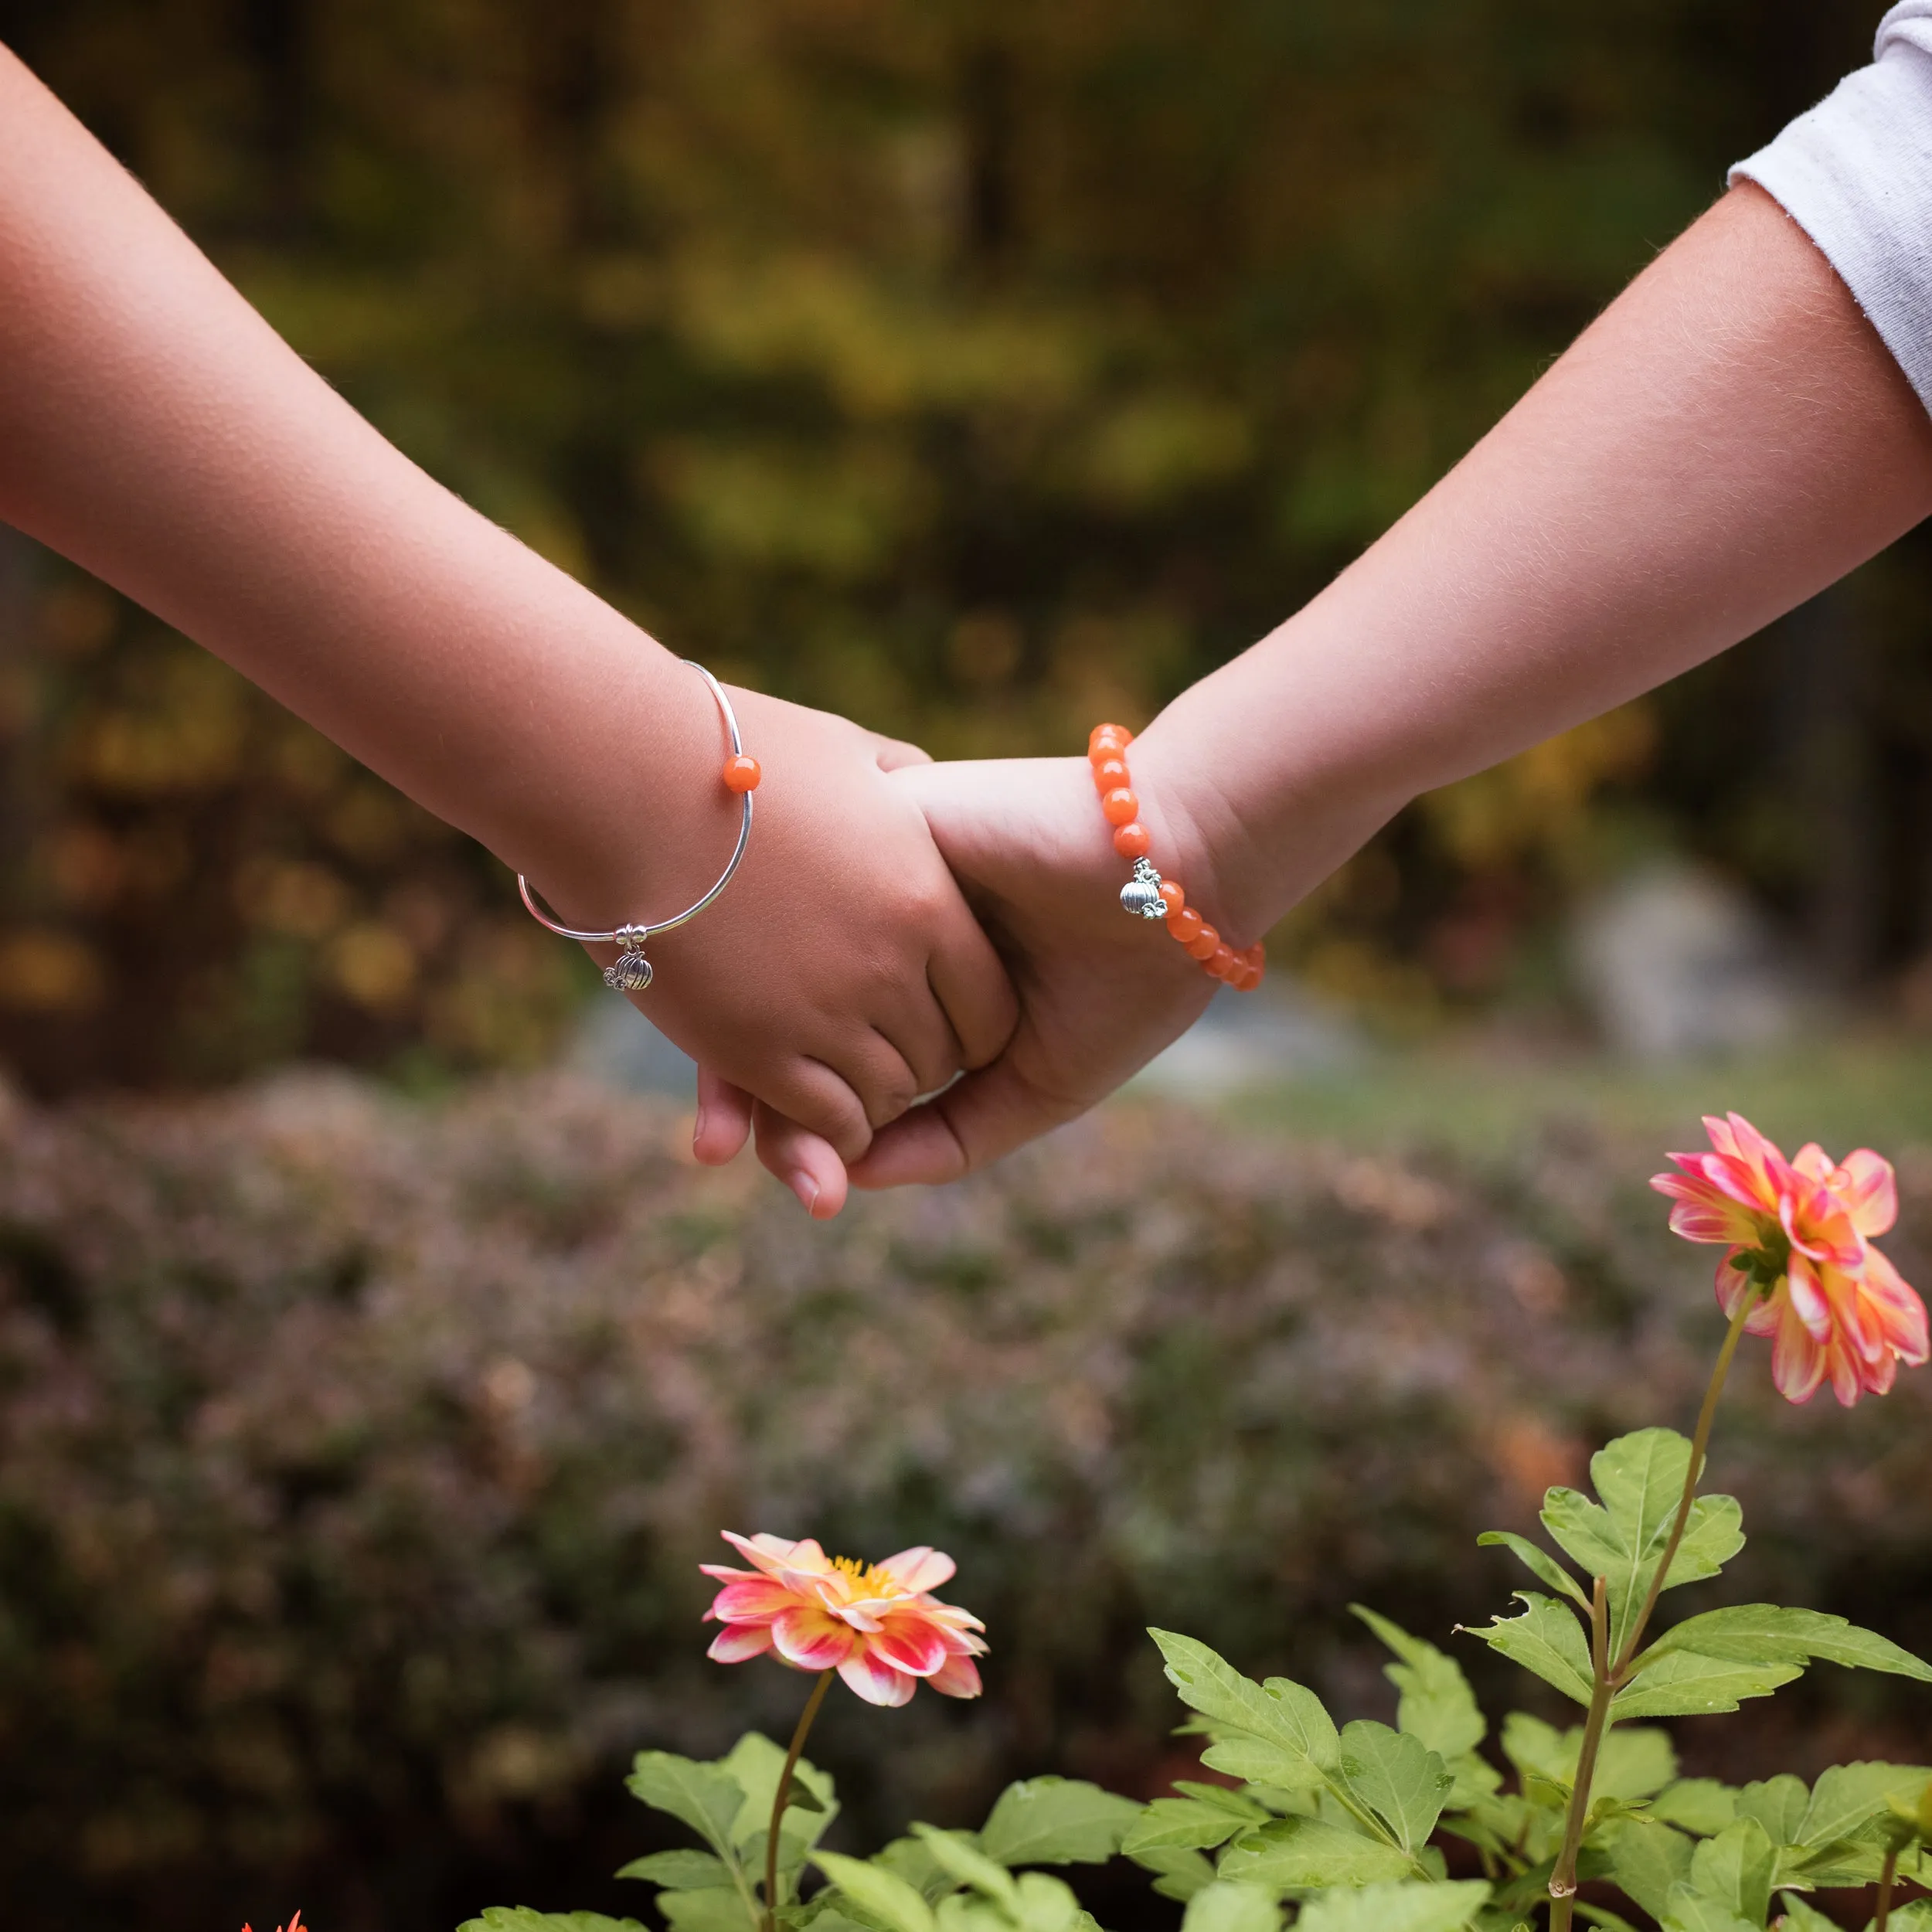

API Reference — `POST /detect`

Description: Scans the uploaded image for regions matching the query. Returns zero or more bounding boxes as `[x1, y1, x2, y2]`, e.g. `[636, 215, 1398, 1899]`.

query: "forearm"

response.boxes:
[0, 46, 713, 910]
[1145, 182, 1932, 938]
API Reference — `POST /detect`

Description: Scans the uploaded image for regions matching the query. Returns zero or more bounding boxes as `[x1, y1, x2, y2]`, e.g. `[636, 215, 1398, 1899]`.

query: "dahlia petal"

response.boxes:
[1787, 1253, 1834, 1341]
[1668, 1197, 1764, 1247]
[1769, 1301, 1828, 1405]
[868, 1619, 949, 1678]
[928, 1651, 984, 1699]
[708, 1623, 774, 1664]
[1836, 1148, 1900, 1238]
[772, 1606, 859, 1672]
[720, 1532, 818, 1577]
[1866, 1349, 1900, 1397]
[838, 1649, 917, 1706]
[1792, 1143, 1833, 1182]
[882, 1546, 957, 1593]
[699, 1563, 764, 1583]
[709, 1578, 800, 1622]
[1828, 1338, 1863, 1408]
[1860, 1248, 1930, 1363]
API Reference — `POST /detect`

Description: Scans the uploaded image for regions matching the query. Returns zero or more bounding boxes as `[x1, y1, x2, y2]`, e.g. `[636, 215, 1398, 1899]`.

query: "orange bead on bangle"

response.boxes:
[1086, 721, 1263, 992]
[723, 754, 762, 794]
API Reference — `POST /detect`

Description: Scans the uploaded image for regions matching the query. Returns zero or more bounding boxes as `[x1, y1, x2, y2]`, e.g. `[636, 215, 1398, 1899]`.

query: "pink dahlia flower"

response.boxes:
[1652, 1111, 1928, 1406]
[701, 1532, 987, 1706]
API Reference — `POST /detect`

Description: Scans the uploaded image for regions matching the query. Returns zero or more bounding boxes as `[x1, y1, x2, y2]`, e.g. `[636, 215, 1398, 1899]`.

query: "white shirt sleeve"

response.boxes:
[1730, 2, 1932, 414]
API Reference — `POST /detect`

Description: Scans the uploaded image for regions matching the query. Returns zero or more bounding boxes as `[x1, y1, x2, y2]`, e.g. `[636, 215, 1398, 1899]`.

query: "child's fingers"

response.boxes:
[692, 1066, 753, 1165]
[751, 1101, 850, 1218]
[924, 908, 1019, 1071]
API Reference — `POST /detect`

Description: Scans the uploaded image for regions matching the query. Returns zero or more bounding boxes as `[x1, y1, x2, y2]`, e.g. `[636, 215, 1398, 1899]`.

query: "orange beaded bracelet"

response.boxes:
[1088, 723, 1264, 991]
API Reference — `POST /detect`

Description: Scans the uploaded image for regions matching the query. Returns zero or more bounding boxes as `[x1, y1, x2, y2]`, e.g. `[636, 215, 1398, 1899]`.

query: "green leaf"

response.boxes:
[1886, 1903, 1932, 1929]
[1684, 1819, 1776, 1925]
[1539, 1429, 1746, 1657]
[1124, 1845, 1215, 1901]
[1294, 1880, 1492, 1932]
[1337, 1721, 1453, 1855]
[811, 1852, 939, 1932]
[1121, 1798, 1253, 1855]
[979, 1777, 1145, 1866]
[616, 1850, 736, 1889]
[1770, 1896, 1836, 1931]
[1465, 1594, 1594, 1706]
[662, 1893, 758, 1932]
[1216, 1815, 1413, 1889]
[1648, 1781, 1737, 1838]
[1179, 1880, 1281, 1932]
[1656, 1893, 1754, 1932]
[1641, 1605, 1932, 1683]
[1604, 1816, 1694, 1923]
[1609, 1648, 1802, 1721]
[1730, 1775, 1808, 1846]
[721, 1734, 838, 1854]
[1503, 1717, 1676, 1808]
[1352, 1607, 1488, 1759]
[626, 1753, 748, 1864]
[874, 1839, 958, 1906]
[1476, 1533, 1590, 1611]
[1012, 1872, 1083, 1932]
[1798, 1762, 1932, 1849]
[1151, 1631, 1339, 1794]
[1573, 1907, 1644, 1932]
[460, 1917, 648, 1932]
[912, 1825, 1020, 1911]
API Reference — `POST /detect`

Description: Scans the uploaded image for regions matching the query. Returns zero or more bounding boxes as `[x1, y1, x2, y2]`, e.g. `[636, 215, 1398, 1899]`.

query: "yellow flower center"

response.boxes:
[832, 1554, 906, 1597]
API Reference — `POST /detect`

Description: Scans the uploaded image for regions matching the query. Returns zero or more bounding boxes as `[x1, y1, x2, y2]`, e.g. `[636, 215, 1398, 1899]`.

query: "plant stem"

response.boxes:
[764, 1668, 835, 1932]
[1878, 1845, 1899, 1932]
[1611, 1291, 1754, 1679]
[1549, 1574, 1612, 1932]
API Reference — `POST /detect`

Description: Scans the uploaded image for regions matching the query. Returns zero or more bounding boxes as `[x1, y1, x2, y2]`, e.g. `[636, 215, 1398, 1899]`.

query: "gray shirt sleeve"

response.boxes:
[1730, 2, 1932, 414]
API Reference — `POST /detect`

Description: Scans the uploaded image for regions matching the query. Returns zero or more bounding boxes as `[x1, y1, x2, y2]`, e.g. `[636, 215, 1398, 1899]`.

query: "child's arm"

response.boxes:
[842, 181, 1932, 1185]
[0, 45, 1013, 1208]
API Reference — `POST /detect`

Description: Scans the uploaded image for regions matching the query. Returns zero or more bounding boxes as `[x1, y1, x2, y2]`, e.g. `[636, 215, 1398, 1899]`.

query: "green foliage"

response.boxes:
[1539, 1430, 1747, 1658]
[461, 1916, 648, 1932]
[978, 1781, 1142, 1868]
[1293, 1883, 1491, 1932]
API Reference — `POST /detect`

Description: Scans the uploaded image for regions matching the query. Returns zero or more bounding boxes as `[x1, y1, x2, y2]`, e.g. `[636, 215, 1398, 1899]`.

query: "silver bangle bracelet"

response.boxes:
[516, 659, 757, 994]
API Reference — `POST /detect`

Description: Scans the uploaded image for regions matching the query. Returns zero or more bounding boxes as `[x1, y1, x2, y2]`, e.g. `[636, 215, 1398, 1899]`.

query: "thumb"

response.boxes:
[847, 1056, 1083, 1189]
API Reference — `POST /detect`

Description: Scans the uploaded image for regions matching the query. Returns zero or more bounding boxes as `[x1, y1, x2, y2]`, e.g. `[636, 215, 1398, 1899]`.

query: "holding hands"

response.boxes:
[9, 36, 1932, 1218]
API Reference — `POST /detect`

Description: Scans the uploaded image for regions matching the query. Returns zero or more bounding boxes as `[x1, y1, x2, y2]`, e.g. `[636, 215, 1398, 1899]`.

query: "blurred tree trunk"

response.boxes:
[1776, 586, 1883, 992]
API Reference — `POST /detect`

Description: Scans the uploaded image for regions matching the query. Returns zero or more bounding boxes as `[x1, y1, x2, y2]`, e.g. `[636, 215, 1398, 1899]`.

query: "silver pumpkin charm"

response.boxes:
[604, 950, 654, 993]
[1119, 856, 1168, 920]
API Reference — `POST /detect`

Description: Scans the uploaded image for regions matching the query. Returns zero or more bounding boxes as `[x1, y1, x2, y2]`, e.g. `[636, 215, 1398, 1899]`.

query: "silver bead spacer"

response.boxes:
[1119, 855, 1168, 920]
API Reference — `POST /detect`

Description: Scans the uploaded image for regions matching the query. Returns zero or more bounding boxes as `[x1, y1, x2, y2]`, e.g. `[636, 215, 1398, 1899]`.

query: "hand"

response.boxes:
[526, 688, 1018, 1213]
[691, 733, 1243, 1201]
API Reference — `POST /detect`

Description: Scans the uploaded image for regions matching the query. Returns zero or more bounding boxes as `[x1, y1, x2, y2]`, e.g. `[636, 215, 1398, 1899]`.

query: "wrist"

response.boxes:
[1131, 662, 1413, 945]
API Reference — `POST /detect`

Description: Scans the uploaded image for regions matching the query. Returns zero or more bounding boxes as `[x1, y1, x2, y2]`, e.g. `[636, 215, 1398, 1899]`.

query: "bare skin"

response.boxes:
[699, 183, 1932, 1195]
[0, 44, 1015, 1212]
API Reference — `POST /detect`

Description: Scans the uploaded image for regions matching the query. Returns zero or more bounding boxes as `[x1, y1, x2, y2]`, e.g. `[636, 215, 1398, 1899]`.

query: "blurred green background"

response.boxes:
[0, 0, 1922, 1087]
[4, 7, 1932, 1932]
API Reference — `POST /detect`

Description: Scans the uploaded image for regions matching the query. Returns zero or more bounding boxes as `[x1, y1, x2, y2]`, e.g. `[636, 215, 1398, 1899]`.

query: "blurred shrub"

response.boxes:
[2, 1073, 1932, 1930]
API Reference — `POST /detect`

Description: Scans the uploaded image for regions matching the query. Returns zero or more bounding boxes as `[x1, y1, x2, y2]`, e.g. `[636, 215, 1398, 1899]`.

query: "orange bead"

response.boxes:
[1093, 755, 1130, 791]
[1089, 723, 1132, 757]
[1245, 941, 1266, 971]
[1101, 787, 1139, 826]
[1113, 821, 1152, 859]
[1185, 923, 1219, 961]
[1206, 944, 1236, 978]
[1167, 906, 1202, 944]
[723, 753, 762, 794]
[1229, 963, 1257, 991]
[1158, 879, 1185, 914]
